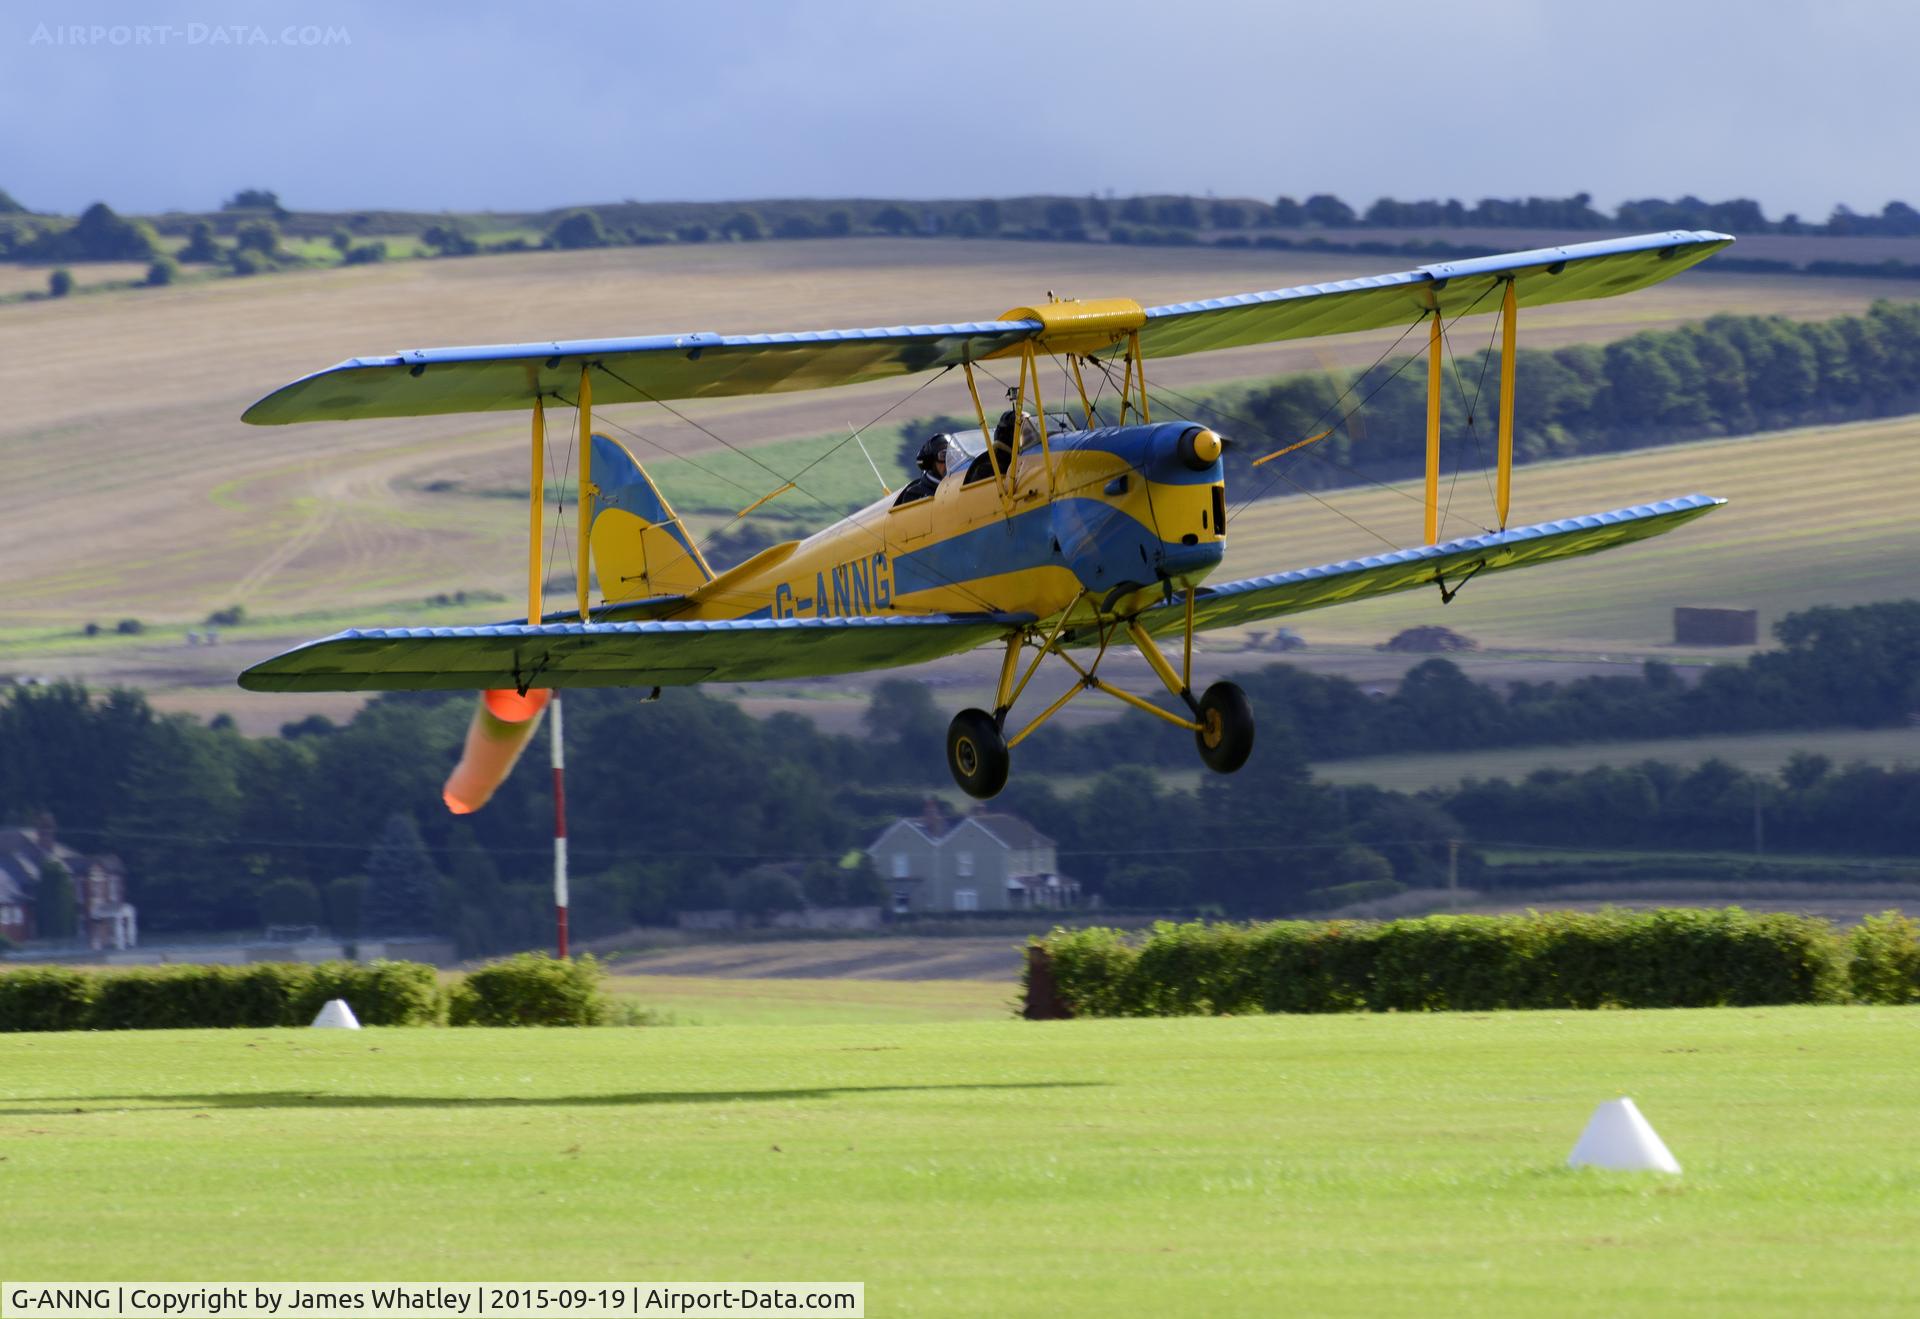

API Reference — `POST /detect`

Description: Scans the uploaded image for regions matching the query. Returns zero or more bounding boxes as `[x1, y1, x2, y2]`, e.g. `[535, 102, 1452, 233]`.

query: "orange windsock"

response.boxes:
[443, 688, 552, 814]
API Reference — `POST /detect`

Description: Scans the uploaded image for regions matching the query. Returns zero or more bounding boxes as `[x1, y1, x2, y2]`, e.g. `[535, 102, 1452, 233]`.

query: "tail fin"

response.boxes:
[589, 433, 713, 604]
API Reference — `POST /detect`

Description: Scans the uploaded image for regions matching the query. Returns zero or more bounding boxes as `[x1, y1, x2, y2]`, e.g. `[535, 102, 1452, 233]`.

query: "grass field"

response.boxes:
[601, 974, 1012, 1026]
[4, 1010, 1918, 1315]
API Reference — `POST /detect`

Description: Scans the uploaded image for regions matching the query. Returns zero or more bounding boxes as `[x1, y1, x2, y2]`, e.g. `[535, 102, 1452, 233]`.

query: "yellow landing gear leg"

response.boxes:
[946, 592, 1255, 798]
[1126, 593, 1254, 774]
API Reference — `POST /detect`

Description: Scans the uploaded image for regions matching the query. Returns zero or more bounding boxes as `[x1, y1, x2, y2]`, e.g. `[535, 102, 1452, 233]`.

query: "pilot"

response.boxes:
[967, 409, 1039, 483]
[995, 408, 1038, 459]
[895, 432, 952, 505]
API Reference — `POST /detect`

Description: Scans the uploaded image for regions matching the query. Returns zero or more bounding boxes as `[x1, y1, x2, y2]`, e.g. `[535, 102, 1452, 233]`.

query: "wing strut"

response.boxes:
[1117, 330, 1150, 424]
[1425, 309, 1442, 545]
[1497, 278, 1517, 528]
[528, 394, 546, 625]
[576, 365, 594, 621]
[1012, 341, 1055, 499]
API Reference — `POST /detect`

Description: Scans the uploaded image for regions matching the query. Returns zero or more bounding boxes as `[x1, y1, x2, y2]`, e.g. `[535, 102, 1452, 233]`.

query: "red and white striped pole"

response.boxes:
[550, 692, 570, 958]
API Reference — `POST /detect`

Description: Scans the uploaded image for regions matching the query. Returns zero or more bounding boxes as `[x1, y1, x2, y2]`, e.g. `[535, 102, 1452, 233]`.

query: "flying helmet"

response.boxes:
[916, 432, 953, 479]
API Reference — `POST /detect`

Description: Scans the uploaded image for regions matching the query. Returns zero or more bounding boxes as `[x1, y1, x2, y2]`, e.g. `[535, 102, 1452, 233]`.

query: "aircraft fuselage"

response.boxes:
[675, 421, 1227, 629]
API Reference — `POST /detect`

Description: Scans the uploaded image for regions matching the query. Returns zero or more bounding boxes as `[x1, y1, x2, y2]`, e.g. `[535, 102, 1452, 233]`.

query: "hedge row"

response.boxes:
[0, 953, 610, 1031]
[1033, 909, 1920, 1016]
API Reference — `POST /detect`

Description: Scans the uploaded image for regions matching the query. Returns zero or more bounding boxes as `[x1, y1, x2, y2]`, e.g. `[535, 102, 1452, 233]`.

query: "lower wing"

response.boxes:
[240, 497, 1719, 693]
[1132, 495, 1724, 638]
[238, 611, 1030, 693]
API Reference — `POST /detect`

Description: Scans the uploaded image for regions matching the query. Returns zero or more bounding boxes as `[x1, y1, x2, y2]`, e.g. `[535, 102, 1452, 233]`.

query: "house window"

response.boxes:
[953, 889, 978, 912]
[891, 890, 911, 914]
[955, 850, 974, 877]
[1, 904, 16, 925]
[891, 853, 910, 879]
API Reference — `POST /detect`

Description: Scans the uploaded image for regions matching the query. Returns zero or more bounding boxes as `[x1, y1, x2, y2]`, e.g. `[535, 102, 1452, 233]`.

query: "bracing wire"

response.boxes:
[568, 366, 1004, 616]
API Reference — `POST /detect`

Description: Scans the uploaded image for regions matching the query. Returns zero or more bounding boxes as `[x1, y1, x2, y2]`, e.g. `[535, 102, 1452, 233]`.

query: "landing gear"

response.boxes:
[1194, 681, 1255, 773]
[944, 587, 1258, 796]
[947, 708, 1010, 799]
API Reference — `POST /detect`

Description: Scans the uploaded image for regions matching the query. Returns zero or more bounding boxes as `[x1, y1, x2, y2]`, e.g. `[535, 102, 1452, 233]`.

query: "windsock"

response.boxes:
[443, 688, 551, 814]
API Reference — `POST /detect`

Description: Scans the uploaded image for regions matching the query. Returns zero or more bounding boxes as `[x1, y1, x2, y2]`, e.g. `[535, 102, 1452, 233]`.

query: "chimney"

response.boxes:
[33, 811, 55, 852]
[920, 796, 947, 835]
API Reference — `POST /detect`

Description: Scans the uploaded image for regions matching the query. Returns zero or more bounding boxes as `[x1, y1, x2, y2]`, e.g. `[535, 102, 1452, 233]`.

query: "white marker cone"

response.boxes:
[310, 998, 361, 1030]
[1568, 1097, 1680, 1173]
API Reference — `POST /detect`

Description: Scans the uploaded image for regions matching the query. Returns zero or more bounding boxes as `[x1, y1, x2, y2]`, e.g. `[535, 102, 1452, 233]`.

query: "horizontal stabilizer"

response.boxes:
[238, 611, 1030, 694]
[1132, 494, 1725, 640]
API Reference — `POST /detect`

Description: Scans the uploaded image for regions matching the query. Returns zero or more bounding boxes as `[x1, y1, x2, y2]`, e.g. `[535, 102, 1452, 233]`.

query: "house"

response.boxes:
[866, 800, 1079, 914]
[0, 816, 139, 950]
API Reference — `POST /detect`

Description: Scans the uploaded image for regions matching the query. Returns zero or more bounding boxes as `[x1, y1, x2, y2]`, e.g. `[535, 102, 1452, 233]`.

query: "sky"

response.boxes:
[2, 0, 1914, 220]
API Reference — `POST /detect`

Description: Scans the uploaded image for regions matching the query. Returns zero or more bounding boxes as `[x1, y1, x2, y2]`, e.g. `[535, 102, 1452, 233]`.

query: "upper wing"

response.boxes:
[1132, 231, 1733, 359]
[242, 320, 1042, 425]
[1131, 495, 1724, 639]
[237, 611, 1029, 693]
[242, 232, 1731, 425]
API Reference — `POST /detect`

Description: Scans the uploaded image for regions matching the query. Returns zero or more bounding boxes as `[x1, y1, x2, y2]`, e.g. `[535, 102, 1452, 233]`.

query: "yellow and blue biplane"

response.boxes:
[239, 230, 1733, 808]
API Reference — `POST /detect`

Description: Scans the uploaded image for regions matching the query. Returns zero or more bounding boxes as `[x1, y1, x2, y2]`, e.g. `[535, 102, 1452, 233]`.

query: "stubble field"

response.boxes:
[2, 239, 1912, 690]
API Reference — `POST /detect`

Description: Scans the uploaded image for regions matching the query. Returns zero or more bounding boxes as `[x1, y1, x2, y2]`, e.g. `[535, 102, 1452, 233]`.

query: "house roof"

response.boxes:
[867, 810, 1055, 853]
[865, 818, 940, 853]
[0, 828, 112, 904]
[961, 813, 1052, 850]
[0, 830, 48, 903]
[867, 810, 1052, 852]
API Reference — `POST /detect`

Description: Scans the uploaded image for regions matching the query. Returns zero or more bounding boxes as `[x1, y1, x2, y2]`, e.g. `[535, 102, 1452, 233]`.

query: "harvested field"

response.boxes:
[2, 238, 1913, 726]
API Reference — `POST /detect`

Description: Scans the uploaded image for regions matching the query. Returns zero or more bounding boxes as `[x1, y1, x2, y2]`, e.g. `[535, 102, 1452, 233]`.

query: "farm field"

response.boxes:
[4, 1010, 1918, 1315]
[1310, 725, 1920, 791]
[1, 238, 1910, 642]
[1220, 414, 1920, 649]
[9, 407, 1916, 748]
[0, 261, 153, 297]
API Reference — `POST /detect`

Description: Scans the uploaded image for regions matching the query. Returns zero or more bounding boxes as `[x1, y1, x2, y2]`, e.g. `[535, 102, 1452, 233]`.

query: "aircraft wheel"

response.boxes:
[1194, 681, 1255, 774]
[947, 708, 1010, 799]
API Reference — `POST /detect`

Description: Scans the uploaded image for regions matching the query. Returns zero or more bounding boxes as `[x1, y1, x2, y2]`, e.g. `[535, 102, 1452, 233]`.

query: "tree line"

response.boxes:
[0, 675, 1470, 939]
[14, 187, 1920, 279]
[1447, 754, 1920, 861]
[2, 600, 1916, 943]
[1019, 603, 1920, 771]
[17, 186, 1919, 243]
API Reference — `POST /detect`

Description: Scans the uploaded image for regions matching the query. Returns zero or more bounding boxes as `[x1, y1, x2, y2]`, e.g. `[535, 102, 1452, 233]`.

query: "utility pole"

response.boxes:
[1753, 778, 1765, 857]
[552, 693, 570, 958]
[1447, 838, 1460, 908]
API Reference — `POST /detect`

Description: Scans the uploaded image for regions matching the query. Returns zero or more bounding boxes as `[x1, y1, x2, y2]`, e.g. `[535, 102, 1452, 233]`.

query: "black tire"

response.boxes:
[947, 708, 1010, 799]
[1194, 681, 1255, 773]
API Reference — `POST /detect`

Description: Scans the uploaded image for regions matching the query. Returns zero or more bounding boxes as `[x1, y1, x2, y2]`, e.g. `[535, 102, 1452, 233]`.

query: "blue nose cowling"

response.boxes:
[1155, 537, 1223, 581]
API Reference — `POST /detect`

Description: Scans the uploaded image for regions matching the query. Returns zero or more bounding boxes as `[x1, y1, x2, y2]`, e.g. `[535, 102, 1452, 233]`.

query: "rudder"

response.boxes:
[588, 432, 713, 604]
